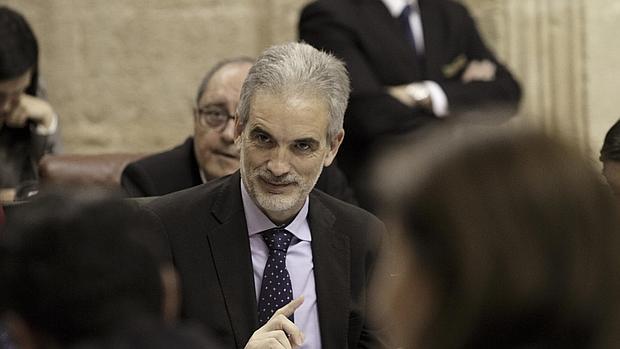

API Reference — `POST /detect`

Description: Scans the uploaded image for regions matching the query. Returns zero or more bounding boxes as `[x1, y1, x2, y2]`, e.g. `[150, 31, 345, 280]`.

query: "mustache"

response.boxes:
[256, 169, 300, 185]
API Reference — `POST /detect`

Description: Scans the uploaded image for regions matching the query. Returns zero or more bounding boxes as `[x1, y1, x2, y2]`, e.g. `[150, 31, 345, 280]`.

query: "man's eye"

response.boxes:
[255, 133, 271, 144]
[295, 143, 312, 152]
[205, 109, 226, 120]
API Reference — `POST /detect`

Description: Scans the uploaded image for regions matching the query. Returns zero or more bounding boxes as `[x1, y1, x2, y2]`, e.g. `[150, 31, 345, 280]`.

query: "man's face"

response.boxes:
[237, 90, 344, 224]
[193, 62, 252, 180]
[0, 69, 31, 125]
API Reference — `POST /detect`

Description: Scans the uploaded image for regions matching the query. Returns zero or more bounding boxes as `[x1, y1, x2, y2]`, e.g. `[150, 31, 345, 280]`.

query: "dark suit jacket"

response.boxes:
[121, 137, 358, 205]
[299, 0, 522, 180]
[121, 138, 202, 198]
[142, 171, 388, 348]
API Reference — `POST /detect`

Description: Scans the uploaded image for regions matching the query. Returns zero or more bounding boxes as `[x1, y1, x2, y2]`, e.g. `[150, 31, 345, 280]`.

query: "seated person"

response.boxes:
[372, 127, 620, 348]
[0, 6, 59, 201]
[600, 118, 620, 195]
[0, 190, 217, 348]
[121, 57, 358, 204]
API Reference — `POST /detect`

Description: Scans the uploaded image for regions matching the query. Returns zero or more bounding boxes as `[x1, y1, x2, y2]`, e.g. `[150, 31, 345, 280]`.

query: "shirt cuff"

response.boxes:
[424, 81, 449, 117]
[35, 112, 58, 136]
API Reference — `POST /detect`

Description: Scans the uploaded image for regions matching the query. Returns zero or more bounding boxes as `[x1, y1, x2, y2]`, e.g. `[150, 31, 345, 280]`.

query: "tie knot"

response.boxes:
[262, 228, 293, 253]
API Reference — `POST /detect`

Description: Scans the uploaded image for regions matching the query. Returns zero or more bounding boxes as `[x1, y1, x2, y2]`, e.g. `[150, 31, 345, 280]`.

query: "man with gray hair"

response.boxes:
[142, 42, 388, 348]
[121, 56, 357, 204]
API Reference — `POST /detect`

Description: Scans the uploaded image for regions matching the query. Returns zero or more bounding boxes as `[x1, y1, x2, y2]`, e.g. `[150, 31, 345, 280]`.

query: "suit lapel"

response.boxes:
[309, 193, 351, 348]
[207, 172, 258, 347]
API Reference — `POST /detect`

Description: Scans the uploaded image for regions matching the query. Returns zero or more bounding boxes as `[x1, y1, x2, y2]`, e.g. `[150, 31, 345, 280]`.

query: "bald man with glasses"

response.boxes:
[121, 58, 357, 205]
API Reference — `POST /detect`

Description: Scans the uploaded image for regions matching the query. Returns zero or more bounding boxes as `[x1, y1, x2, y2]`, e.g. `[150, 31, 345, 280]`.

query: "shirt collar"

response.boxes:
[240, 178, 311, 242]
[382, 0, 418, 18]
[199, 169, 207, 184]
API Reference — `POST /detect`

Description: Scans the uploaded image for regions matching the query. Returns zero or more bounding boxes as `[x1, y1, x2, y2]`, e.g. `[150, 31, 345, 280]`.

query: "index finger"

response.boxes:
[273, 296, 304, 318]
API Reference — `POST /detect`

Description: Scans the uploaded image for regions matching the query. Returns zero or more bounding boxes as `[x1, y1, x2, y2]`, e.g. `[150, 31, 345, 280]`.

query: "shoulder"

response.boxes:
[137, 174, 240, 263]
[122, 138, 199, 196]
[144, 173, 229, 216]
[310, 189, 384, 240]
[423, 0, 472, 19]
[300, 0, 358, 21]
[315, 165, 358, 205]
[127, 138, 194, 172]
[311, 189, 373, 219]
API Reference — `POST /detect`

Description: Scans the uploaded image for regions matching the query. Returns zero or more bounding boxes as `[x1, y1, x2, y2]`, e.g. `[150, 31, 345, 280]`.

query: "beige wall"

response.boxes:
[4, 0, 310, 153]
[6, 0, 620, 160]
[464, 0, 620, 161]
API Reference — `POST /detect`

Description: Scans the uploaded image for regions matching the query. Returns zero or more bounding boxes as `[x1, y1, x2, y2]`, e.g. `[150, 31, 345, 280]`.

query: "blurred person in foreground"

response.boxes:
[372, 127, 620, 348]
[600, 118, 620, 196]
[0, 190, 217, 348]
[0, 6, 60, 201]
[122, 57, 357, 205]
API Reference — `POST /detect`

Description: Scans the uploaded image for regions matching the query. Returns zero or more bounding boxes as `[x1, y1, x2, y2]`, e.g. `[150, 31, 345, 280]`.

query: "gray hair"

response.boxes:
[195, 56, 255, 105]
[237, 42, 350, 142]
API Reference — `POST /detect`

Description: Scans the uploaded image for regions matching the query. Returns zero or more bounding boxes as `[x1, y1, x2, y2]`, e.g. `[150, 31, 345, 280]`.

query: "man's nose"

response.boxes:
[266, 148, 291, 177]
[220, 118, 236, 142]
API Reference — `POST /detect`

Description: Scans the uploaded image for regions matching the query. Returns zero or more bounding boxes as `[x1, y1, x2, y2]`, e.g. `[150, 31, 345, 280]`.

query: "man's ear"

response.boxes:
[324, 129, 345, 167]
[192, 107, 199, 125]
[234, 117, 244, 140]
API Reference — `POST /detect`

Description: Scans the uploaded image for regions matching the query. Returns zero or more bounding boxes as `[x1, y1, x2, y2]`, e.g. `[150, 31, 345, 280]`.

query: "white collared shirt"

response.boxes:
[241, 180, 321, 349]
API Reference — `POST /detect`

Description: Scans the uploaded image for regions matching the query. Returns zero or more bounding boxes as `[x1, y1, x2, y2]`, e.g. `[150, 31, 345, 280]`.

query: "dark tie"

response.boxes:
[398, 4, 417, 52]
[257, 228, 294, 326]
[398, 4, 426, 77]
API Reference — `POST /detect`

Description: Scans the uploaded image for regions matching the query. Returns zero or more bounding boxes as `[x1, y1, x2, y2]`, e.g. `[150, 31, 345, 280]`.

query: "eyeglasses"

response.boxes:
[195, 105, 236, 130]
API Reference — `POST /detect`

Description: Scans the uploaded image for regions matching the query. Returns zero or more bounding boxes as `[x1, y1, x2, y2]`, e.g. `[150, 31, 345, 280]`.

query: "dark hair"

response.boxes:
[1, 190, 163, 346]
[375, 128, 620, 348]
[70, 322, 223, 349]
[195, 57, 254, 105]
[600, 118, 620, 162]
[237, 42, 350, 142]
[0, 6, 39, 95]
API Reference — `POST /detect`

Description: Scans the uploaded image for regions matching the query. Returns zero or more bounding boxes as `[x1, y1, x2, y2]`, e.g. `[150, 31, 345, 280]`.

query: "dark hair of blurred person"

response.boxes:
[69, 322, 221, 349]
[0, 5, 38, 93]
[0, 190, 164, 348]
[373, 127, 620, 348]
[600, 118, 620, 195]
[123, 206, 181, 325]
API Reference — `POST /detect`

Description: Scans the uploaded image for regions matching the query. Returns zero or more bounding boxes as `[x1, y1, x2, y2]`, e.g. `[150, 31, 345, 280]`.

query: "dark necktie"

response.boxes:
[398, 4, 417, 52]
[257, 228, 294, 326]
[398, 4, 426, 77]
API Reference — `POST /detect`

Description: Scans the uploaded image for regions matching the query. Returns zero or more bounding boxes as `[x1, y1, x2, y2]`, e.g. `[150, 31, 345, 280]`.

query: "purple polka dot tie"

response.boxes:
[257, 228, 294, 326]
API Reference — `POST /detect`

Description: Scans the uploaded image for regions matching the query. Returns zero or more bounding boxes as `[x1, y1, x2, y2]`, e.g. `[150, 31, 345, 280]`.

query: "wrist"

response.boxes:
[35, 111, 58, 135]
[406, 83, 432, 110]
